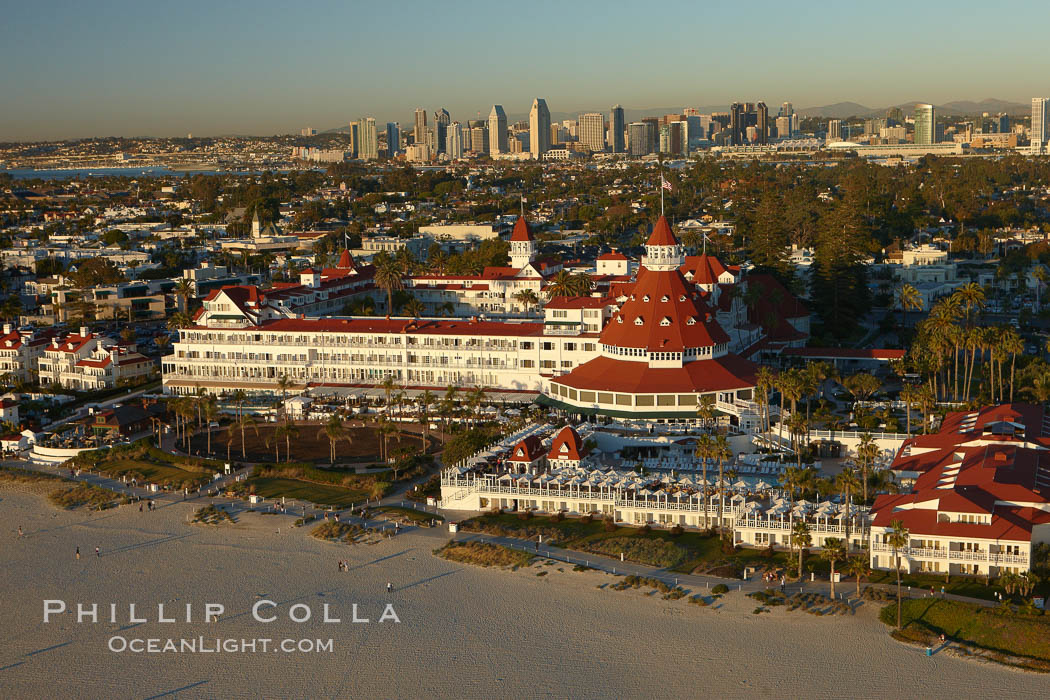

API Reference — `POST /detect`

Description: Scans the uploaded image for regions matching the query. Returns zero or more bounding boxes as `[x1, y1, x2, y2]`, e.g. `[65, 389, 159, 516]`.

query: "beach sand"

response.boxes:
[0, 488, 1044, 699]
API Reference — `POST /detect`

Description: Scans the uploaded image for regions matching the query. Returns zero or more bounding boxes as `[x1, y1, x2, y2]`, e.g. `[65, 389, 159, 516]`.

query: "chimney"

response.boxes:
[2, 323, 10, 335]
[80, 326, 89, 337]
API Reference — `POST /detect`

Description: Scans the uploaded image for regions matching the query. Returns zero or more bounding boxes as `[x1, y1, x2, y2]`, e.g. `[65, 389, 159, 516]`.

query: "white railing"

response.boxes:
[871, 542, 1028, 564]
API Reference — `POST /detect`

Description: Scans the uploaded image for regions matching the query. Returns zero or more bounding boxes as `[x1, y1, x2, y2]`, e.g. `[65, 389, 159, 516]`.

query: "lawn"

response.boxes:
[246, 477, 368, 507]
[100, 458, 211, 489]
[461, 513, 790, 575]
[436, 541, 534, 569]
[868, 571, 1004, 602]
[374, 506, 444, 523]
[72, 442, 219, 489]
[882, 598, 1050, 669]
[190, 423, 431, 465]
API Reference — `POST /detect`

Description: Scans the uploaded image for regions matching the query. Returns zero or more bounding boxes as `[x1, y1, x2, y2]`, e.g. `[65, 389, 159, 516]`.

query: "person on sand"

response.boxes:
[95, 546, 100, 558]
[75, 547, 80, 560]
[18, 526, 24, 538]
[386, 582, 392, 593]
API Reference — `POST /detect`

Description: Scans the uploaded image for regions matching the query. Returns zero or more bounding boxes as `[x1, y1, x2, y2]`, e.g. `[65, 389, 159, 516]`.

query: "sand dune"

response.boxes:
[0, 489, 1044, 699]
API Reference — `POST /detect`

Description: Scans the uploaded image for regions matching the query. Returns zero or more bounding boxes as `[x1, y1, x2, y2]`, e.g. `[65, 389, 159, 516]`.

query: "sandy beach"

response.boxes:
[0, 487, 1044, 699]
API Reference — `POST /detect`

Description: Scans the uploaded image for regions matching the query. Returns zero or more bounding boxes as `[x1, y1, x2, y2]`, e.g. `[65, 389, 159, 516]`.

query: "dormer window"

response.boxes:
[686, 317, 696, 326]
[634, 316, 644, 326]
[679, 295, 686, 301]
[660, 317, 671, 326]
[616, 316, 623, 323]
[642, 295, 650, 302]
[661, 295, 669, 302]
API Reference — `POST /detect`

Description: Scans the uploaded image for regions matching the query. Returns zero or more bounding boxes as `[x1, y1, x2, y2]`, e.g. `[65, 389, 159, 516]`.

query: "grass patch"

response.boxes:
[374, 506, 444, 524]
[192, 504, 234, 525]
[881, 597, 1050, 668]
[460, 512, 787, 575]
[867, 571, 1003, 601]
[48, 483, 125, 510]
[247, 477, 368, 507]
[71, 441, 217, 490]
[312, 520, 353, 541]
[435, 541, 534, 569]
[0, 466, 69, 484]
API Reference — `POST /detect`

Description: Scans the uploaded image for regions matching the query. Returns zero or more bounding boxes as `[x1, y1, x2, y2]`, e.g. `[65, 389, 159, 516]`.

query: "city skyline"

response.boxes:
[2, 0, 1049, 141]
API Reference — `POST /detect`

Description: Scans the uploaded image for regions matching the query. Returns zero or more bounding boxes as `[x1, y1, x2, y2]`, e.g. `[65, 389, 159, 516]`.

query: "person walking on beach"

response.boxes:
[18, 526, 24, 538]
[75, 547, 80, 560]
[386, 582, 392, 593]
[780, 576, 785, 593]
[95, 546, 100, 558]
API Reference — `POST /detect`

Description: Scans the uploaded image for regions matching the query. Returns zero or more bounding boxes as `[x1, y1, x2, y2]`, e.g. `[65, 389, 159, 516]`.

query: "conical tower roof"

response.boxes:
[646, 216, 678, 246]
[510, 216, 534, 242]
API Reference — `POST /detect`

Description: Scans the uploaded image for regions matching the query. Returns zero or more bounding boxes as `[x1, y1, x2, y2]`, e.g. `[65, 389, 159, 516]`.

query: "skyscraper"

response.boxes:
[447, 122, 463, 160]
[826, 119, 841, 142]
[529, 98, 551, 159]
[730, 103, 747, 146]
[914, 103, 936, 145]
[1031, 98, 1048, 154]
[610, 105, 626, 153]
[359, 118, 379, 160]
[628, 122, 649, 156]
[488, 105, 508, 155]
[435, 108, 450, 154]
[756, 102, 769, 144]
[348, 120, 359, 158]
[579, 113, 605, 152]
[385, 122, 400, 157]
[413, 108, 427, 145]
[780, 102, 794, 117]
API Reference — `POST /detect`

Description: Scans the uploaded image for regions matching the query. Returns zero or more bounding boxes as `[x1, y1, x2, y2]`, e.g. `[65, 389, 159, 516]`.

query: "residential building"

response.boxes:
[413, 108, 427, 145]
[434, 108, 450, 154]
[358, 118, 379, 160]
[579, 113, 605, 152]
[628, 122, 649, 156]
[446, 122, 463, 160]
[385, 122, 400, 156]
[1031, 97, 1048, 154]
[38, 329, 153, 390]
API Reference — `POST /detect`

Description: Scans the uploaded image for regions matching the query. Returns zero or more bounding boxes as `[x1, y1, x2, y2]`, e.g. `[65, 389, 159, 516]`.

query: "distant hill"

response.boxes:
[799, 98, 1030, 120]
[797, 102, 874, 119]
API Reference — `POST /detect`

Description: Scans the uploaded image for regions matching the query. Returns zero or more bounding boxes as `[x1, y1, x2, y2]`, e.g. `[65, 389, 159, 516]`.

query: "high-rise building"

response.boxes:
[435, 109, 450, 154]
[487, 105, 508, 155]
[756, 102, 769, 144]
[780, 102, 794, 117]
[1031, 98, 1049, 154]
[914, 103, 936, 145]
[529, 98, 551, 159]
[447, 122, 463, 160]
[470, 125, 488, 154]
[997, 113, 1010, 134]
[658, 121, 687, 156]
[826, 119, 841, 142]
[385, 122, 400, 157]
[886, 106, 904, 126]
[579, 113, 605, 152]
[627, 122, 649, 156]
[348, 120, 360, 158]
[775, 116, 792, 139]
[359, 118, 379, 160]
[610, 105, 626, 153]
[413, 108, 427, 145]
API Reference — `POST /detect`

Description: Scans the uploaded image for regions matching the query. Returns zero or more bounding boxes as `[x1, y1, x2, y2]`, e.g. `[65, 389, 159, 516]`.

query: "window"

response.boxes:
[634, 317, 644, 326]
[542, 342, 554, 350]
[563, 342, 575, 351]
[597, 392, 613, 404]
[636, 395, 655, 406]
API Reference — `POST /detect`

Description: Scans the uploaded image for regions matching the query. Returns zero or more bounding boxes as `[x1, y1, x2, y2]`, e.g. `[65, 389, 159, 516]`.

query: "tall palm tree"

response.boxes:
[276, 374, 293, 404]
[1001, 328, 1024, 402]
[693, 433, 713, 530]
[402, 296, 425, 318]
[277, 418, 300, 462]
[381, 375, 398, 407]
[201, 398, 218, 455]
[790, 520, 812, 580]
[755, 366, 776, 437]
[167, 311, 192, 330]
[821, 537, 846, 599]
[174, 278, 194, 314]
[236, 412, 258, 459]
[836, 466, 861, 550]
[856, 433, 878, 504]
[845, 555, 870, 598]
[543, 270, 577, 299]
[886, 520, 911, 630]
[782, 465, 806, 510]
[786, 412, 808, 467]
[714, 433, 731, 537]
[466, 386, 486, 426]
[695, 394, 716, 431]
[374, 255, 405, 314]
[896, 283, 923, 329]
[318, 414, 350, 464]
[418, 389, 435, 447]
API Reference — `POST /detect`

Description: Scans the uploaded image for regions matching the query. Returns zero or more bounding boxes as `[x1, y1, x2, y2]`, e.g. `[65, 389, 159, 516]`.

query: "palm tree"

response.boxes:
[277, 418, 300, 462]
[235, 412, 258, 459]
[836, 467, 861, 551]
[786, 412, 808, 467]
[782, 465, 806, 509]
[1023, 364, 1050, 405]
[856, 433, 878, 504]
[374, 255, 404, 314]
[821, 537, 846, 599]
[544, 270, 577, 300]
[513, 288, 540, 313]
[154, 334, 171, 355]
[381, 375, 398, 407]
[695, 394, 716, 431]
[318, 415, 350, 464]
[1001, 328, 1024, 402]
[201, 398, 218, 455]
[167, 311, 192, 330]
[276, 374, 293, 404]
[693, 433, 713, 530]
[466, 386, 486, 426]
[402, 296, 425, 318]
[418, 389, 435, 448]
[896, 283, 923, 329]
[790, 520, 812, 580]
[886, 519, 911, 630]
[845, 555, 870, 598]
[174, 278, 194, 314]
[755, 366, 776, 438]
[900, 384, 918, 435]
[713, 433, 731, 537]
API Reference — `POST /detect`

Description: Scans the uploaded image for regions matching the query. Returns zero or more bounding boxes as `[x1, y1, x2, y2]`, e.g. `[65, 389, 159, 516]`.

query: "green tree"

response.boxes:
[886, 520, 911, 630]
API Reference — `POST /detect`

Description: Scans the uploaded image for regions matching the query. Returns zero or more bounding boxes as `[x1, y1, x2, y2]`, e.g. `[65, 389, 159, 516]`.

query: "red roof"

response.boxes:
[599, 267, 730, 352]
[508, 435, 544, 462]
[544, 296, 613, 310]
[598, 252, 627, 261]
[681, 254, 729, 285]
[235, 317, 546, 338]
[336, 249, 355, 269]
[645, 216, 678, 246]
[552, 353, 757, 395]
[548, 425, 586, 461]
[509, 216, 534, 242]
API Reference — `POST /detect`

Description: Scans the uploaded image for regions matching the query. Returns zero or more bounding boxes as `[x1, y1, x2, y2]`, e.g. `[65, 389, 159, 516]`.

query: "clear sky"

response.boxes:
[1, 0, 1046, 141]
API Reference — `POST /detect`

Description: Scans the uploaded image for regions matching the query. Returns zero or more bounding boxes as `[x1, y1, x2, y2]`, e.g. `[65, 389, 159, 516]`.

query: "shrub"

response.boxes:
[669, 524, 684, 537]
[552, 511, 564, 523]
[582, 536, 689, 568]
[580, 513, 593, 524]
[435, 541, 534, 569]
[517, 509, 533, 521]
[48, 483, 122, 510]
[311, 520, 353, 541]
[711, 583, 729, 595]
[602, 517, 617, 532]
